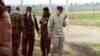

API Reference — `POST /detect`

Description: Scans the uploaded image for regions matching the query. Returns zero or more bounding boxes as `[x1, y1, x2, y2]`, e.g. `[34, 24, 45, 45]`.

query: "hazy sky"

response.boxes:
[4, 0, 100, 5]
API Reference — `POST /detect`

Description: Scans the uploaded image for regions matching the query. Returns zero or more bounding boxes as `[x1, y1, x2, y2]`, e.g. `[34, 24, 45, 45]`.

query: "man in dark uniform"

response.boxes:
[39, 7, 51, 56]
[22, 6, 39, 56]
[10, 7, 23, 56]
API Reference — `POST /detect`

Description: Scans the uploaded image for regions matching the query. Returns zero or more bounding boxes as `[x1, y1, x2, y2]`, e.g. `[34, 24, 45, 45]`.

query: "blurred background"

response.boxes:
[3, 0, 100, 56]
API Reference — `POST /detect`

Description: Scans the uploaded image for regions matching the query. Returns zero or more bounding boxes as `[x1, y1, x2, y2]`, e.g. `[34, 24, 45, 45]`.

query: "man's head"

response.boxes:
[26, 6, 32, 13]
[6, 6, 11, 14]
[43, 7, 49, 14]
[56, 6, 63, 15]
[16, 7, 20, 11]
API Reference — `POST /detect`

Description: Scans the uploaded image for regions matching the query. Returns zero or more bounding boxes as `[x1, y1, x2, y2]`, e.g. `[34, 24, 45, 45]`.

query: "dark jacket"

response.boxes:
[23, 13, 39, 34]
[40, 13, 51, 36]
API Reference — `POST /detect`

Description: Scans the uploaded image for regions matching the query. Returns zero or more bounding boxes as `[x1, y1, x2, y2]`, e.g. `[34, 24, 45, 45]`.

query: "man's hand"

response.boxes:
[64, 14, 67, 19]
[43, 21, 47, 25]
[48, 32, 51, 39]
[40, 19, 45, 23]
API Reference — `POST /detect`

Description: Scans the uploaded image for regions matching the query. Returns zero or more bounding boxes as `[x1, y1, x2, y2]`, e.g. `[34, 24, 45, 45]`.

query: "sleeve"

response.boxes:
[39, 18, 44, 24]
[48, 15, 54, 33]
[63, 18, 67, 27]
[44, 13, 51, 22]
[22, 14, 26, 32]
[34, 15, 39, 33]
[19, 14, 24, 31]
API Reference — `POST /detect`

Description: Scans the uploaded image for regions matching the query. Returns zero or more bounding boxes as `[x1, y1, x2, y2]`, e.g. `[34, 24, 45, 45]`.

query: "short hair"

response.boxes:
[57, 6, 63, 12]
[43, 7, 49, 12]
[6, 6, 11, 9]
[27, 6, 32, 10]
[16, 7, 20, 11]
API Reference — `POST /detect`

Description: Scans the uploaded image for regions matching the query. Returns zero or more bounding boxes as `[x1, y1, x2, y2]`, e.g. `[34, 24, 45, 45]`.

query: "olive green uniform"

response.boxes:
[10, 11, 23, 56]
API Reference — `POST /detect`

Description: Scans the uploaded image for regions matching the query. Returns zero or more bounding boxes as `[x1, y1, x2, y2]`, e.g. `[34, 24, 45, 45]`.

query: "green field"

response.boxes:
[33, 9, 43, 16]
[69, 13, 100, 20]
[33, 9, 100, 20]
[69, 13, 100, 27]
[83, 43, 100, 56]
[32, 9, 100, 27]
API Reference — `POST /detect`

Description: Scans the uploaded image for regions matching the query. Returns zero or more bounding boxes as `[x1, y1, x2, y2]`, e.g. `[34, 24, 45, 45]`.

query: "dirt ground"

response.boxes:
[64, 25, 100, 43]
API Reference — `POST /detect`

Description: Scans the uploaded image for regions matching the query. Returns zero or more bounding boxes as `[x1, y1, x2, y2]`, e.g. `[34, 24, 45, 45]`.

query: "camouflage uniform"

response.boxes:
[10, 11, 23, 56]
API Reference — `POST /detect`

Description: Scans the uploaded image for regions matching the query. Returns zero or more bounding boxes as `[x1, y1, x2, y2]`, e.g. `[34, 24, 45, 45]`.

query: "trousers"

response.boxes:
[48, 37, 65, 56]
[12, 32, 21, 56]
[22, 33, 35, 56]
[41, 35, 51, 56]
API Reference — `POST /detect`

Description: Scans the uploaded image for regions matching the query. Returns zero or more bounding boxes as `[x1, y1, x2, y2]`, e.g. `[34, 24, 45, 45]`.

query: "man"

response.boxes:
[6, 6, 11, 14]
[10, 7, 23, 56]
[22, 6, 39, 56]
[39, 7, 51, 56]
[48, 6, 67, 56]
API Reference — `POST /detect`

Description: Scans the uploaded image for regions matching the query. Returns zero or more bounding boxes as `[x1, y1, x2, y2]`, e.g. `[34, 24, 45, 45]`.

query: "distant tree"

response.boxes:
[32, 5, 35, 7]
[70, 3, 73, 6]
[95, 2, 100, 6]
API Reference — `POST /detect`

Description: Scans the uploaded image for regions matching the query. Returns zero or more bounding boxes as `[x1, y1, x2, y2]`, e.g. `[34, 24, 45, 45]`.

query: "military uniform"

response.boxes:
[10, 11, 23, 56]
[39, 13, 51, 56]
[48, 14, 67, 56]
[22, 13, 39, 56]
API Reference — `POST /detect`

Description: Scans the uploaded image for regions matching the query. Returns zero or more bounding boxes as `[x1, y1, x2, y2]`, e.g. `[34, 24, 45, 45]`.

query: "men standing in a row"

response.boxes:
[22, 6, 39, 56]
[39, 7, 51, 56]
[10, 7, 23, 56]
